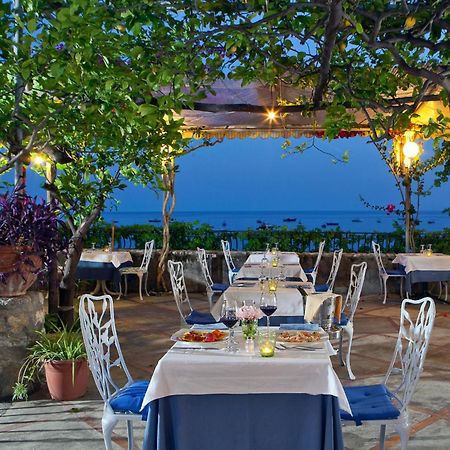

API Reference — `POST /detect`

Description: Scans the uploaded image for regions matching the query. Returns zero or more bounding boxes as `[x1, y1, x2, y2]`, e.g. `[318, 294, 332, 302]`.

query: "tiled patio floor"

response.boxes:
[1, 293, 449, 449]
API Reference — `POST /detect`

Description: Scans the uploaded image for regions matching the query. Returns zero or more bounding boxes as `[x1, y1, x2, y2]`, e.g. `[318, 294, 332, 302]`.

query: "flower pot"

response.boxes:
[0, 252, 42, 297]
[44, 359, 88, 401]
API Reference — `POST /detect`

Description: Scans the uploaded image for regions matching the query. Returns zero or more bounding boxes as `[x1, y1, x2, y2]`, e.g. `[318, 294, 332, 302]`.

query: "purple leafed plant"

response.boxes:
[0, 185, 66, 279]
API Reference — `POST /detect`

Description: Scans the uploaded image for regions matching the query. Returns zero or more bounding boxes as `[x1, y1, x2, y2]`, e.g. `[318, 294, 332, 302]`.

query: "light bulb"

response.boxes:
[403, 141, 420, 159]
[266, 110, 277, 121]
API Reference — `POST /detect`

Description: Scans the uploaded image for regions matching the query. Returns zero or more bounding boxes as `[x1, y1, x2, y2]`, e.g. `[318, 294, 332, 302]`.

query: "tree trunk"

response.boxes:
[156, 160, 176, 291]
[58, 204, 104, 326]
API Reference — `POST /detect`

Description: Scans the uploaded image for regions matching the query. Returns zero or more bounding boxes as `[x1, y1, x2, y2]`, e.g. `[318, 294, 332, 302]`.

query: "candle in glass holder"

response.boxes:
[260, 341, 274, 357]
[271, 258, 279, 268]
[268, 278, 278, 292]
[426, 249, 433, 257]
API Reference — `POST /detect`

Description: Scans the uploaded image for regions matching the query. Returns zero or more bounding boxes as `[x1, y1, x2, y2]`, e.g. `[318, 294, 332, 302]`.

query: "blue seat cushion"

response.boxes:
[340, 384, 400, 426]
[186, 310, 218, 325]
[236, 277, 258, 281]
[304, 267, 314, 274]
[386, 268, 406, 276]
[109, 380, 149, 415]
[232, 268, 240, 273]
[212, 282, 229, 292]
[314, 283, 329, 292]
[334, 312, 349, 326]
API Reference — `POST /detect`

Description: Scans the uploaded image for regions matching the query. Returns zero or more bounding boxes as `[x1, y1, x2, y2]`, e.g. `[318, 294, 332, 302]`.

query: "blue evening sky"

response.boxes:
[6, 136, 449, 212]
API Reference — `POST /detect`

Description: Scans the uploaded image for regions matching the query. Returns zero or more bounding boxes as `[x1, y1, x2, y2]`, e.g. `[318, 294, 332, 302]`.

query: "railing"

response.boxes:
[86, 222, 450, 254]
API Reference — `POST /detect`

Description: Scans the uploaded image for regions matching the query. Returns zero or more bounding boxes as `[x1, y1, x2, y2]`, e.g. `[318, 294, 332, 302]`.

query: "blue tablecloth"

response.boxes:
[403, 268, 450, 294]
[76, 261, 132, 289]
[142, 393, 344, 450]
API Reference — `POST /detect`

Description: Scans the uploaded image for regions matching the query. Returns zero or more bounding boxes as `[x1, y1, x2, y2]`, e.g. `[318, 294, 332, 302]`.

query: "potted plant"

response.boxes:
[0, 185, 65, 296]
[12, 325, 88, 401]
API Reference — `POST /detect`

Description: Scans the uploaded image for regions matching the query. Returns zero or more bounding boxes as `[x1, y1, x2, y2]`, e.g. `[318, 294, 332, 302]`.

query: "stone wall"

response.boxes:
[119, 249, 403, 297]
[0, 291, 45, 399]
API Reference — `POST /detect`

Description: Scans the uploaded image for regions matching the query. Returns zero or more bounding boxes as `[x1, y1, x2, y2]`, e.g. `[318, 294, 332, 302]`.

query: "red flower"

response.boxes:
[386, 203, 396, 214]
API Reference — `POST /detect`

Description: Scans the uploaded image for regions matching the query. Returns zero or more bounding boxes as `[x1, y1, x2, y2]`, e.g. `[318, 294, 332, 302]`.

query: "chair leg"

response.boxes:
[102, 411, 118, 450]
[124, 275, 128, 296]
[144, 272, 150, 297]
[117, 275, 123, 300]
[400, 277, 404, 298]
[137, 273, 143, 301]
[338, 332, 344, 366]
[127, 420, 134, 450]
[397, 423, 410, 450]
[379, 424, 386, 450]
[345, 325, 355, 380]
[383, 277, 388, 304]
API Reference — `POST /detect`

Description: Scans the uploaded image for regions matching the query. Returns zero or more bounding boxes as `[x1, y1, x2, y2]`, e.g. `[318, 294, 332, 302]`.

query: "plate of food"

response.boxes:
[171, 329, 228, 343]
[277, 330, 324, 345]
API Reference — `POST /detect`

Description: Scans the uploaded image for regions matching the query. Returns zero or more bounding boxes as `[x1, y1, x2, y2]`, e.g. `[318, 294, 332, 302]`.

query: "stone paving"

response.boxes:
[0, 292, 449, 450]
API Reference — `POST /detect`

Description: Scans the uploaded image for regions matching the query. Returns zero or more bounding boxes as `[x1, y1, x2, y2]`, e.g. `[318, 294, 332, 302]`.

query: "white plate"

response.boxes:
[170, 328, 229, 344]
[276, 329, 328, 346]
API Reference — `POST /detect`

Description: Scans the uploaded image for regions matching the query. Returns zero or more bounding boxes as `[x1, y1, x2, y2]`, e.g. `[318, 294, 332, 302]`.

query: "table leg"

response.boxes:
[90, 280, 102, 295]
[102, 280, 120, 296]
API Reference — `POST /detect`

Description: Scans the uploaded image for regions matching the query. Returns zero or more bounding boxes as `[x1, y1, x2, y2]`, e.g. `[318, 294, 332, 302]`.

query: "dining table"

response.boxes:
[76, 249, 133, 295]
[392, 253, 450, 294]
[235, 251, 308, 282]
[211, 279, 314, 325]
[140, 326, 350, 450]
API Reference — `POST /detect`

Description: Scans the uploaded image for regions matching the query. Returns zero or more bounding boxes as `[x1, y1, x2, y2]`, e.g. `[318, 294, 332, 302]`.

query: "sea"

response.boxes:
[102, 210, 450, 233]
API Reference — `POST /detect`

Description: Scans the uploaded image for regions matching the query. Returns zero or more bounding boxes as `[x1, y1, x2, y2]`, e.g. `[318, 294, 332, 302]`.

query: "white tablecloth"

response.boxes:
[141, 332, 351, 414]
[211, 284, 306, 319]
[80, 250, 133, 268]
[393, 253, 450, 274]
[247, 252, 300, 265]
[237, 253, 307, 282]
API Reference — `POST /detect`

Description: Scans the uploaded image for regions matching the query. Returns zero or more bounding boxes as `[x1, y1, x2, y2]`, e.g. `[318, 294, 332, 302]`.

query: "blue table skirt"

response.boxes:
[404, 269, 450, 294]
[76, 261, 132, 289]
[142, 393, 344, 450]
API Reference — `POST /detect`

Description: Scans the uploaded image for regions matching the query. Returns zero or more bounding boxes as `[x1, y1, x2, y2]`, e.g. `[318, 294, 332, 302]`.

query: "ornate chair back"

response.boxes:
[221, 239, 236, 272]
[79, 294, 133, 403]
[342, 262, 367, 322]
[372, 241, 387, 276]
[139, 240, 154, 271]
[326, 248, 343, 291]
[168, 260, 193, 321]
[197, 247, 214, 290]
[385, 297, 435, 411]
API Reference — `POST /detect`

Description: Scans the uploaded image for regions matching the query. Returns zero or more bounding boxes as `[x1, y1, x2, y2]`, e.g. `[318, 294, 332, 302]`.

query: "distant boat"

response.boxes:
[326, 222, 339, 226]
[376, 220, 381, 223]
[148, 219, 161, 223]
[283, 217, 297, 222]
[222, 221, 227, 227]
[352, 219, 362, 223]
[428, 220, 435, 224]
[256, 219, 263, 224]
[257, 222, 273, 230]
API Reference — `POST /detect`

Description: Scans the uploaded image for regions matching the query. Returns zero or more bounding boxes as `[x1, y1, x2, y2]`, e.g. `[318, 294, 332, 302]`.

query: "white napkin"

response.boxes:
[305, 293, 336, 323]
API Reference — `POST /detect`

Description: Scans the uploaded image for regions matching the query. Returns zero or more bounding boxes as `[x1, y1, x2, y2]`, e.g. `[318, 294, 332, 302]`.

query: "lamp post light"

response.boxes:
[401, 136, 420, 253]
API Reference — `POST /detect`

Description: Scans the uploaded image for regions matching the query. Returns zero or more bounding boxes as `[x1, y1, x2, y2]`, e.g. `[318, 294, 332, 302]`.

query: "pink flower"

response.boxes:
[386, 203, 396, 214]
[237, 305, 264, 321]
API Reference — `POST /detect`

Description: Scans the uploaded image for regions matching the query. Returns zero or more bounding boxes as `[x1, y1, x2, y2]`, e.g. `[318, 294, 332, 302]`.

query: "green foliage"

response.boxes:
[85, 221, 450, 254]
[12, 325, 86, 401]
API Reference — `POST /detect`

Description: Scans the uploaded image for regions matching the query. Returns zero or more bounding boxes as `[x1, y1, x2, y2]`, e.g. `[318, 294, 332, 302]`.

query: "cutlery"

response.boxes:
[276, 343, 319, 352]
[172, 346, 222, 351]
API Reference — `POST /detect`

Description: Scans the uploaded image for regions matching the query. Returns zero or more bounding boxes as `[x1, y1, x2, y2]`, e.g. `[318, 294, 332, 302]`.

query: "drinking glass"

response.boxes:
[259, 292, 277, 329]
[220, 299, 238, 352]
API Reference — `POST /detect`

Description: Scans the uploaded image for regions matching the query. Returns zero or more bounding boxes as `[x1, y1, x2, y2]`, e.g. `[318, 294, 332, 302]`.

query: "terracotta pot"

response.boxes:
[0, 245, 21, 272]
[0, 251, 42, 297]
[44, 359, 89, 401]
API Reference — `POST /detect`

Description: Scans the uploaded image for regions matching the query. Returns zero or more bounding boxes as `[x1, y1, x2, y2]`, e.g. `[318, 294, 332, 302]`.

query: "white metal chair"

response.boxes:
[119, 240, 154, 301]
[221, 239, 240, 284]
[341, 297, 436, 450]
[315, 248, 343, 292]
[79, 294, 149, 450]
[197, 247, 229, 306]
[168, 259, 218, 325]
[372, 241, 406, 304]
[304, 240, 325, 285]
[336, 261, 367, 380]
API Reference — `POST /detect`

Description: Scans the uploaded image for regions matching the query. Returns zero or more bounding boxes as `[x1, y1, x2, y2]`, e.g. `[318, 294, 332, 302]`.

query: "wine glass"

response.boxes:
[259, 292, 277, 330]
[260, 255, 269, 278]
[220, 299, 238, 352]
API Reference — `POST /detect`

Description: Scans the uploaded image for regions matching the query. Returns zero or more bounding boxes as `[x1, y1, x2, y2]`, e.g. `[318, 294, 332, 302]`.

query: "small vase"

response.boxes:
[242, 319, 258, 340]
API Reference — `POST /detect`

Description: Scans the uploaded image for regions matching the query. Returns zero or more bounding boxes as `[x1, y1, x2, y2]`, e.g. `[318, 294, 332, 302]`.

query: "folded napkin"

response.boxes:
[279, 323, 319, 331]
[192, 323, 228, 331]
